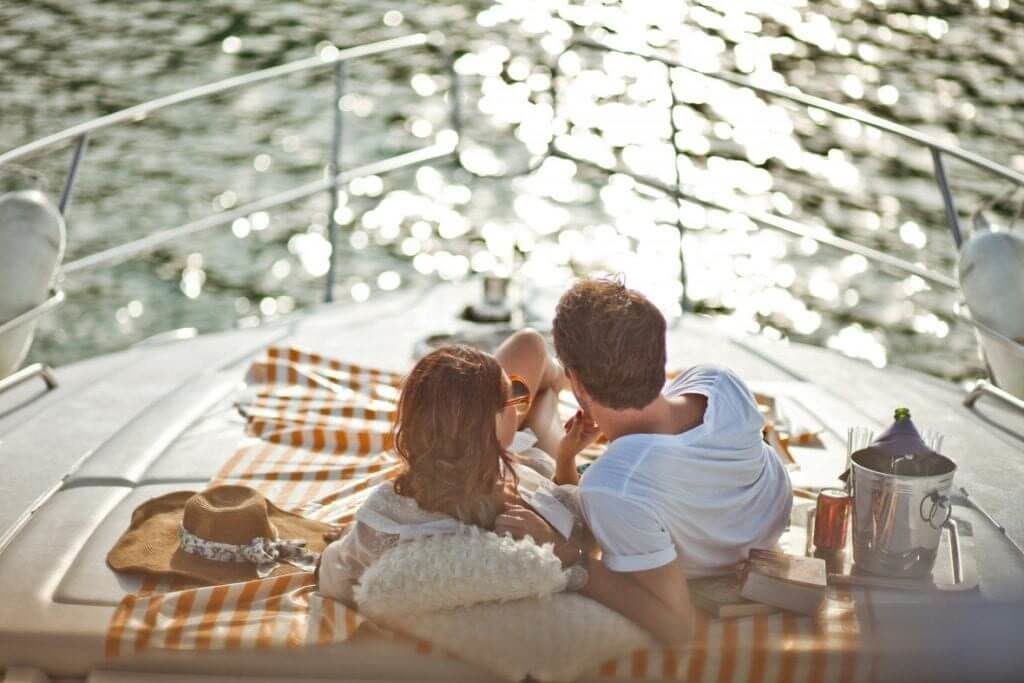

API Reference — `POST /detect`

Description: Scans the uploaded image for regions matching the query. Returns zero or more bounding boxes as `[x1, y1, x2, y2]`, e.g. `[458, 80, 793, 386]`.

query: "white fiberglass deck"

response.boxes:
[0, 281, 1022, 681]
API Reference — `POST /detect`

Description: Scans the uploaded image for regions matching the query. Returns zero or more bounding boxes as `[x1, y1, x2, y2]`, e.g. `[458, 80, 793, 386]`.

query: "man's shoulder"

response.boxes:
[579, 433, 659, 494]
[664, 363, 733, 395]
[578, 465, 663, 525]
[579, 446, 626, 496]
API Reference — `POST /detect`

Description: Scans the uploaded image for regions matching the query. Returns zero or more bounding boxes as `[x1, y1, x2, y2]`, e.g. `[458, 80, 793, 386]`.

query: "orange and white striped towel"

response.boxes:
[106, 345, 403, 659]
[107, 344, 872, 681]
[588, 593, 868, 682]
[105, 572, 363, 658]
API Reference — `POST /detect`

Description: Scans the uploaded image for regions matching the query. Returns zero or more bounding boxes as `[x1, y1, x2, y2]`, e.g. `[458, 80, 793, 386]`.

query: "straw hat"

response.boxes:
[108, 485, 333, 585]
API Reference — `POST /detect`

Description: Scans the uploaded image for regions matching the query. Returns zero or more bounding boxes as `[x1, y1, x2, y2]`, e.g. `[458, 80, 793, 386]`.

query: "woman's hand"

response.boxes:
[495, 504, 562, 546]
[495, 504, 582, 567]
[557, 410, 601, 460]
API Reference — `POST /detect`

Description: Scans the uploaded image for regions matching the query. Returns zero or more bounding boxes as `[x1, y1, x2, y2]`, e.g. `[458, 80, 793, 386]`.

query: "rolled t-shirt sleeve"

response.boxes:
[580, 488, 677, 572]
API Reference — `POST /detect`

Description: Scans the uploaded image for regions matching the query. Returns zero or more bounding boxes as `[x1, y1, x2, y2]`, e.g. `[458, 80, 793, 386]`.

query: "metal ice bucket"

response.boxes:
[850, 447, 957, 578]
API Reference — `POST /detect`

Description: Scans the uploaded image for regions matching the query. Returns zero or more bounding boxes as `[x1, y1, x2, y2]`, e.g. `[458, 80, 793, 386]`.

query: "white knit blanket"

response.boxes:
[355, 530, 653, 682]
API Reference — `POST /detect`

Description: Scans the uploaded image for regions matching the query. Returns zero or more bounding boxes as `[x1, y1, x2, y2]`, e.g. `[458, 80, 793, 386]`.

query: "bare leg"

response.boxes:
[494, 328, 566, 429]
[525, 387, 565, 456]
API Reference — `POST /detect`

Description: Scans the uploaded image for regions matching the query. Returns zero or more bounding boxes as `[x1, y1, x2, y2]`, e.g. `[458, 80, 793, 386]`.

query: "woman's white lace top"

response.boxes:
[318, 431, 581, 603]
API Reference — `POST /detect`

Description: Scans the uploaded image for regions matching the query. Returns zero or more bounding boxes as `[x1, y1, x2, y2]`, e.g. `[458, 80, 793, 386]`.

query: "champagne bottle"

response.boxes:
[871, 407, 934, 457]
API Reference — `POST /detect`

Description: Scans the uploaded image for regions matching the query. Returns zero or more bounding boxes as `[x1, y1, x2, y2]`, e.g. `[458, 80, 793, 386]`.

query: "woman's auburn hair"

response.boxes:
[391, 344, 517, 528]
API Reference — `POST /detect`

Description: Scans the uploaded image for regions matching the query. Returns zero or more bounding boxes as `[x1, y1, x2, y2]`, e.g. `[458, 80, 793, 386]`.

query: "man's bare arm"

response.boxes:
[494, 506, 692, 648]
[554, 451, 580, 485]
[553, 410, 600, 485]
[580, 557, 692, 649]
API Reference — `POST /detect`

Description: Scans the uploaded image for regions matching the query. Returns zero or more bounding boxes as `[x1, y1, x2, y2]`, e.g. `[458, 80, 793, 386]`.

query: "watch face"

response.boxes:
[566, 563, 590, 592]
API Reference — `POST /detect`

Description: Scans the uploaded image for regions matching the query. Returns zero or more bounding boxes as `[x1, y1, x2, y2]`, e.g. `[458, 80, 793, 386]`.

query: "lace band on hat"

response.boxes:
[178, 524, 318, 578]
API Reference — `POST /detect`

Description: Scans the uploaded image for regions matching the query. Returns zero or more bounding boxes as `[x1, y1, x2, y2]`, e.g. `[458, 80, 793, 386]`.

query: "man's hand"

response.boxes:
[552, 410, 600, 485]
[557, 409, 601, 461]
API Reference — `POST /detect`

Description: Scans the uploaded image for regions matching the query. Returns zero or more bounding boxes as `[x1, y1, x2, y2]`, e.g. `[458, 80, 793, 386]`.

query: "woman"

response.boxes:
[316, 330, 598, 603]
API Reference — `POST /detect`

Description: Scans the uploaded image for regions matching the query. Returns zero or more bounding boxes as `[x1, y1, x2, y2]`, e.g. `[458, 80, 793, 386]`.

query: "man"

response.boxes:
[497, 277, 792, 648]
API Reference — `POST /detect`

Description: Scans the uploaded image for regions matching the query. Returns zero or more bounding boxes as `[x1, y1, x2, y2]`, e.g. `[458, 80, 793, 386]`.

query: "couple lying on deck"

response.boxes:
[317, 277, 793, 647]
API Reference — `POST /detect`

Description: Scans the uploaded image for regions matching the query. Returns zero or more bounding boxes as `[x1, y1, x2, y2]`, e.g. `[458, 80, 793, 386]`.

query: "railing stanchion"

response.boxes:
[447, 51, 463, 143]
[931, 147, 964, 250]
[0, 34, 431, 169]
[324, 61, 346, 303]
[58, 134, 88, 216]
[667, 66, 689, 316]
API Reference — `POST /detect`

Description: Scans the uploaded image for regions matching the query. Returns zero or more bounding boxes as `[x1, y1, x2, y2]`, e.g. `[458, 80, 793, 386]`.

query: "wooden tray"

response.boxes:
[799, 505, 979, 592]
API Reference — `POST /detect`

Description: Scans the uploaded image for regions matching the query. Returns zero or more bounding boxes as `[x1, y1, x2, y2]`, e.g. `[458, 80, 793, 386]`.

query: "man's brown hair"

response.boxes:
[552, 277, 667, 410]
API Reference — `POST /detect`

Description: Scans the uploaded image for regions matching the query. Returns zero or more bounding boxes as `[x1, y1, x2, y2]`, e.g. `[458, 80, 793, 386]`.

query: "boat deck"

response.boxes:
[1, 280, 1022, 680]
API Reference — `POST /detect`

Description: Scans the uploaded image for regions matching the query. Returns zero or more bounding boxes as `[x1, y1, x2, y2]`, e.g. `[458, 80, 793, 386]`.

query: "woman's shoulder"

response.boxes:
[362, 480, 402, 510]
[357, 482, 458, 531]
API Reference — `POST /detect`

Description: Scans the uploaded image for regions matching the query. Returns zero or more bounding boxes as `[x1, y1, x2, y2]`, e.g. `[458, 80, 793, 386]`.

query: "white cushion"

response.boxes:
[353, 529, 651, 681]
[354, 528, 567, 616]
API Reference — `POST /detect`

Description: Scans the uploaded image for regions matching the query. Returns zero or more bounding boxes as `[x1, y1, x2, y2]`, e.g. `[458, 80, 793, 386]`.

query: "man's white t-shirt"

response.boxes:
[579, 365, 793, 577]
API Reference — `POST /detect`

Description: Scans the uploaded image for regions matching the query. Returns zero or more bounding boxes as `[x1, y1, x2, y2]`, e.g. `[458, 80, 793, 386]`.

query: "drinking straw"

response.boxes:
[924, 430, 944, 453]
[846, 427, 874, 494]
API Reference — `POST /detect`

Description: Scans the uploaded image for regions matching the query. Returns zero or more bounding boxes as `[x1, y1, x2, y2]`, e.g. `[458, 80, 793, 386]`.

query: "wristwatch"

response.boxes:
[563, 541, 589, 591]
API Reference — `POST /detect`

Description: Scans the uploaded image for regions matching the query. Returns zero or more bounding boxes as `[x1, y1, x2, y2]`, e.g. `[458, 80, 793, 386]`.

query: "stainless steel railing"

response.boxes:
[0, 32, 460, 396]
[0, 33, 434, 166]
[0, 32, 459, 294]
[549, 36, 1024, 295]
[59, 143, 455, 275]
[547, 34, 1024, 415]
[4, 26, 1024, 397]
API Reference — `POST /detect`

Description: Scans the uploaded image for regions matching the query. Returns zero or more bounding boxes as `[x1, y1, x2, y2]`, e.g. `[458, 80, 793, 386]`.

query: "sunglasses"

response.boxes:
[504, 374, 532, 417]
